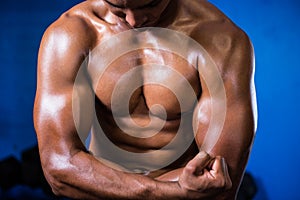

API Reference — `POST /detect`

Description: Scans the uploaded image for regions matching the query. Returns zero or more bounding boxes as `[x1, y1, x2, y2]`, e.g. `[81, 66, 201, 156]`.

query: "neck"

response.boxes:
[156, 0, 178, 28]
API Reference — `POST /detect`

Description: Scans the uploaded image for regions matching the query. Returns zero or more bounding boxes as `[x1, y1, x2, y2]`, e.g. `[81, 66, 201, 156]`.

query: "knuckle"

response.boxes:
[184, 164, 196, 174]
[219, 180, 227, 188]
[226, 178, 233, 190]
[214, 175, 232, 191]
[215, 176, 226, 188]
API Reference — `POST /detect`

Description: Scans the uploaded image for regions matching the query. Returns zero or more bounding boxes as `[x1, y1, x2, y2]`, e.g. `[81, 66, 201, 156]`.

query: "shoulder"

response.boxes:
[184, 0, 254, 76]
[37, 2, 101, 85]
[40, 1, 98, 57]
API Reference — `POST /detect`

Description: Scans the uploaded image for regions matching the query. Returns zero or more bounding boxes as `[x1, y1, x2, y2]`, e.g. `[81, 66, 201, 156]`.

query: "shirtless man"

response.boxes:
[33, 0, 257, 199]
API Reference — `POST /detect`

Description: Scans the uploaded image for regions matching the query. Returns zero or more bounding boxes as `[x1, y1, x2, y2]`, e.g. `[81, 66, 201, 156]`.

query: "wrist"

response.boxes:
[151, 180, 184, 200]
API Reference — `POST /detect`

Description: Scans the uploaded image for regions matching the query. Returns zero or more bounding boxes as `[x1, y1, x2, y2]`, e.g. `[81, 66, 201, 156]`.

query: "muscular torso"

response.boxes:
[67, 0, 232, 177]
[90, 48, 200, 176]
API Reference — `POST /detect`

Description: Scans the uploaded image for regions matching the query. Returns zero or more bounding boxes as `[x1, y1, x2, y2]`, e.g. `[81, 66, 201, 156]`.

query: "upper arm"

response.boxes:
[33, 16, 96, 167]
[193, 24, 257, 196]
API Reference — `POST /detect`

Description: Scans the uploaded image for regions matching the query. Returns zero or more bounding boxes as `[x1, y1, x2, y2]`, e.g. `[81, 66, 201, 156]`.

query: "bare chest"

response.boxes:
[92, 49, 200, 119]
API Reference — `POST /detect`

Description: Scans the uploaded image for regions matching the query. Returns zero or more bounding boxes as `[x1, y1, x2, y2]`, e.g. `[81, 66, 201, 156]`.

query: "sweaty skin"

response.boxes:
[34, 0, 257, 199]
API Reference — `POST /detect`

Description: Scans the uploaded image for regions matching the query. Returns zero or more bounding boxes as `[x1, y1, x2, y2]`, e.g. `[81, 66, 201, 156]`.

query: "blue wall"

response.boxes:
[1, 0, 299, 199]
[0, 0, 81, 159]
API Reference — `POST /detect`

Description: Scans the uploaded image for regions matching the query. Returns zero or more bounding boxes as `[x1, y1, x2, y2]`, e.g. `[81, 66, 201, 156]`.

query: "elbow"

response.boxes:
[41, 154, 72, 197]
[42, 165, 67, 196]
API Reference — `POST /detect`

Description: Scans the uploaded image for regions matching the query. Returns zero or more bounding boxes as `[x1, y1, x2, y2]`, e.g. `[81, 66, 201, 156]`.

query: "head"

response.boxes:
[103, 0, 171, 28]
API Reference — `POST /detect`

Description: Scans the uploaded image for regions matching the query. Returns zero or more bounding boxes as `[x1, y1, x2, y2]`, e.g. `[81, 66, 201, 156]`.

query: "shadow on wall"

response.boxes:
[0, 145, 259, 200]
[0, 146, 67, 200]
[253, 177, 269, 200]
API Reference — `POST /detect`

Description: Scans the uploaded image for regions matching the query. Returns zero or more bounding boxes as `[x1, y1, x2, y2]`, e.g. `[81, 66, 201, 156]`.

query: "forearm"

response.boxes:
[45, 150, 185, 200]
[155, 168, 183, 182]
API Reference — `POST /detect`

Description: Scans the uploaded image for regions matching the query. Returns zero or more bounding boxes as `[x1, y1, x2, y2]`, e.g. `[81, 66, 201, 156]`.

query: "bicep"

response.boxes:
[193, 32, 257, 194]
[34, 26, 94, 161]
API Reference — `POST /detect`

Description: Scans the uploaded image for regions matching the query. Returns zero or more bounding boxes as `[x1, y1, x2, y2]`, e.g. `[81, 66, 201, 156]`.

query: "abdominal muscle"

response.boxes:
[88, 100, 198, 178]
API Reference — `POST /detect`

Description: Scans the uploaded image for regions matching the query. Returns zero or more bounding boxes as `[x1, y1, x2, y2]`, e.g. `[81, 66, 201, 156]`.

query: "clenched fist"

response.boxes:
[178, 151, 232, 199]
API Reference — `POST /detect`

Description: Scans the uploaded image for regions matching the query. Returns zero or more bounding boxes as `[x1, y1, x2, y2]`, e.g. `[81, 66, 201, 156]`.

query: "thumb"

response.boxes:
[185, 151, 212, 176]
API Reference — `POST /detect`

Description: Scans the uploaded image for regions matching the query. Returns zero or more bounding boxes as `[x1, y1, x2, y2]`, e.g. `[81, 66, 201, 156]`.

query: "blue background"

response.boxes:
[0, 0, 299, 199]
